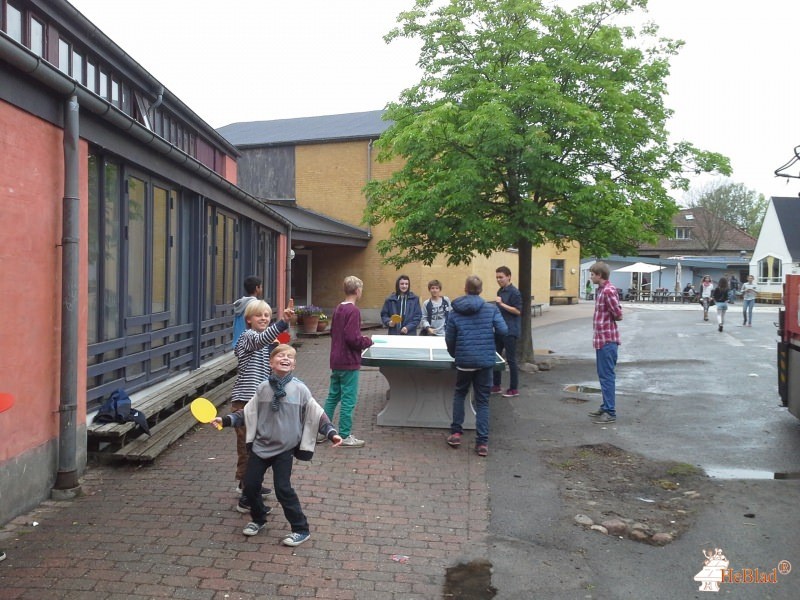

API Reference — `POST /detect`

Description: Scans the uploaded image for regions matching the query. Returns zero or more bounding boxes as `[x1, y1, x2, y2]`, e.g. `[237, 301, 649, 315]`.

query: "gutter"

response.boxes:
[0, 34, 291, 230]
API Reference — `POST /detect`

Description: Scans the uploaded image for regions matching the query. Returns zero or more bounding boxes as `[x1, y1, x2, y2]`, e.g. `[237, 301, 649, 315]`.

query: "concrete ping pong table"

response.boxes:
[361, 335, 506, 429]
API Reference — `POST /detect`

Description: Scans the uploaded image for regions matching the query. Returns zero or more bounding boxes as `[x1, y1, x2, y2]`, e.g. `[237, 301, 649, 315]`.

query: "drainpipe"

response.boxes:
[53, 95, 81, 494]
[286, 224, 293, 306]
[366, 139, 374, 238]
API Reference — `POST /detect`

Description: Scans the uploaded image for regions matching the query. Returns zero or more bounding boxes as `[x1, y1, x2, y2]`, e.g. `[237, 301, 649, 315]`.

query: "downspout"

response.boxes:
[53, 94, 81, 494]
[286, 224, 293, 305]
[366, 139, 374, 238]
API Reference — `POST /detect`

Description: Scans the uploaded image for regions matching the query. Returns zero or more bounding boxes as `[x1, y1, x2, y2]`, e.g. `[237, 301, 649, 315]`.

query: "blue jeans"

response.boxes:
[596, 343, 618, 417]
[243, 449, 308, 533]
[743, 298, 755, 324]
[493, 335, 518, 390]
[451, 367, 492, 445]
[324, 369, 360, 437]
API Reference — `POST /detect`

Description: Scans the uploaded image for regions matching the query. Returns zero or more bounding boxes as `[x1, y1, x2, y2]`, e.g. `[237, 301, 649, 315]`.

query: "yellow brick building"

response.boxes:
[219, 111, 581, 318]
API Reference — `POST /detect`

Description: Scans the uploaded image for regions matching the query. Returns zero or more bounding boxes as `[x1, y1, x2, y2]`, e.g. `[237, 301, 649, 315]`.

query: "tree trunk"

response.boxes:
[517, 238, 534, 363]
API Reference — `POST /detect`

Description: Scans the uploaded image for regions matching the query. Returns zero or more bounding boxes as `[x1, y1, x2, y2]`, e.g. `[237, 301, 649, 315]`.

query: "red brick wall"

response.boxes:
[0, 100, 88, 460]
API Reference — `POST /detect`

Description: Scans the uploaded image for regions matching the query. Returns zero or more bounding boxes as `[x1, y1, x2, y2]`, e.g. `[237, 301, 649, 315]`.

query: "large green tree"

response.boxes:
[685, 179, 767, 241]
[364, 0, 730, 361]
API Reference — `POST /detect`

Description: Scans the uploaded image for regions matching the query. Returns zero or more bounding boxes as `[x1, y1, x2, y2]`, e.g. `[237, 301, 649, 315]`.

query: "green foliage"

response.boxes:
[686, 179, 767, 239]
[364, 0, 730, 267]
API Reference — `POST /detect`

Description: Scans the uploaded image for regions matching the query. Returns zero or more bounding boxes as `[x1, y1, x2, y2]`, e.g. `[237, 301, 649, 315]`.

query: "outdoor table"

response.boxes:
[361, 335, 505, 429]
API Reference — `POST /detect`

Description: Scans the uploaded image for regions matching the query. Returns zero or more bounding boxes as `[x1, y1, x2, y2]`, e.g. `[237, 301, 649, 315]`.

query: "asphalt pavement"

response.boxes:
[489, 300, 800, 599]
[0, 301, 798, 599]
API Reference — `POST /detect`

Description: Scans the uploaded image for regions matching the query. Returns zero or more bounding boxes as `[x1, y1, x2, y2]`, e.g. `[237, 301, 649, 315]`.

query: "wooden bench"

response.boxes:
[550, 296, 577, 305]
[88, 353, 237, 459]
[112, 377, 235, 462]
[756, 292, 783, 304]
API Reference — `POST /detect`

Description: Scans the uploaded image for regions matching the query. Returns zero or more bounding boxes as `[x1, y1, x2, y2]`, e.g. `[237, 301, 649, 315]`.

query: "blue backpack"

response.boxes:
[95, 388, 151, 435]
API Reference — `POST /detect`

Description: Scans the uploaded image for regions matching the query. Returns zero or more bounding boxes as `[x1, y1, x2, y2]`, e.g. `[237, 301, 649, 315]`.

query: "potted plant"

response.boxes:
[298, 305, 323, 333]
[316, 313, 329, 332]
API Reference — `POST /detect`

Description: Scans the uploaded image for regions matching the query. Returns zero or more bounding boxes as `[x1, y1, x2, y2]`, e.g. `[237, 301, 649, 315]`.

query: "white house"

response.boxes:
[751, 197, 800, 296]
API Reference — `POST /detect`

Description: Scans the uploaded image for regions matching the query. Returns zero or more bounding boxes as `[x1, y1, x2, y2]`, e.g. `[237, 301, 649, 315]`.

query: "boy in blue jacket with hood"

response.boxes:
[445, 275, 507, 457]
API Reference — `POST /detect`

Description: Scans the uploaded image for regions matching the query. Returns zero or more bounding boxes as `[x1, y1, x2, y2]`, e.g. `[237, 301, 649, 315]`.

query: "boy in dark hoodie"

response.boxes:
[380, 275, 422, 335]
[232, 276, 263, 349]
[445, 275, 507, 457]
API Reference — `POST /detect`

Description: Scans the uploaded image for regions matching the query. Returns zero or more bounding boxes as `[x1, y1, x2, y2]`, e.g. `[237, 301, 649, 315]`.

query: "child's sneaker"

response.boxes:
[316, 433, 328, 443]
[502, 389, 519, 397]
[446, 432, 462, 448]
[236, 482, 272, 497]
[281, 532, 310, 546]
[237, 498, 273, 515]
[340, 435, 365, 448]
[490, 386, 502, 395]
[242, 522, 266, 537]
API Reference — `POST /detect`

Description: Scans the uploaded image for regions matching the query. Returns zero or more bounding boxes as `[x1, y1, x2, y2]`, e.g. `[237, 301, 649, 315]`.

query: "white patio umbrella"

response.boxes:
[614, 262, 666, 273]
[614, 262, 666, 297]
[674, 261, 682, 292]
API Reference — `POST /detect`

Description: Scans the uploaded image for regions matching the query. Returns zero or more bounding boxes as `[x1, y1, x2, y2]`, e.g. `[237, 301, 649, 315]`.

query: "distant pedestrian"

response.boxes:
[232, 276, 262, 348]
[445, 275, 508, 457]
[214, 345, 342, 545]
[740, 274, 758, 326]
[698, 275, 714, 321]
[380, 275, 422, 335]
[492, 266, 522, 397]
[420, 279, 451, 336]
[712, 277, 730, 332]
[323, 276, 374, 449]
[587, 262, 623, 424]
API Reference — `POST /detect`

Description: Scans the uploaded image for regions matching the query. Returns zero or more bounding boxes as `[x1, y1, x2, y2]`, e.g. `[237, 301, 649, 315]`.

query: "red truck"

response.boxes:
[778, 274, 800, 419]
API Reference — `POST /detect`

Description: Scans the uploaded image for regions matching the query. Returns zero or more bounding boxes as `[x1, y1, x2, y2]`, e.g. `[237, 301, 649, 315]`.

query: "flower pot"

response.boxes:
[316, 320, 329, 332]
[301, 315, 320, 334]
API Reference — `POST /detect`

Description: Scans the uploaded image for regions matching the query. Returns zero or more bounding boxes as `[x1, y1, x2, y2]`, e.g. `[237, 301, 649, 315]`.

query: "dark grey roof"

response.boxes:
[772, 197, 800, 259]
[217, 110, 391, 147]
[266, 201, 370, 247]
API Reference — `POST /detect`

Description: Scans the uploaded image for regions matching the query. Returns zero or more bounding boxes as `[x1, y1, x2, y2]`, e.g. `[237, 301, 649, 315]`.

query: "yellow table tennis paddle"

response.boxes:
[191, 397, 222, 430]
[390, 314, 402, 325]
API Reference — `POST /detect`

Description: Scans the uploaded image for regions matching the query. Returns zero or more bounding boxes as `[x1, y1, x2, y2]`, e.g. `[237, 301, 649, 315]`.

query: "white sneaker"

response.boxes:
[340, 435, 365, 448]
[316, 433, 328, 443]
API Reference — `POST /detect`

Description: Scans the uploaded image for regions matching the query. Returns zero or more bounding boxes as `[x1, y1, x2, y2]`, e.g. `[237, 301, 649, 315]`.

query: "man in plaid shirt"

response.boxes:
[587, 262, 623, 424]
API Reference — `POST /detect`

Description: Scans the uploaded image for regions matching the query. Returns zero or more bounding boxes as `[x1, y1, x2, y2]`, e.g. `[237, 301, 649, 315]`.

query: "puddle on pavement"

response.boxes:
[560, 384, 600, 403]
[704, 467, 800, 480]
[443, 559, 496, 599]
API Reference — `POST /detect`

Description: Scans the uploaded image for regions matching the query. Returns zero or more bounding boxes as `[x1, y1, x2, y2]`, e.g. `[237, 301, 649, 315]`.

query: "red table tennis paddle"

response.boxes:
[277, 331, 291, 344]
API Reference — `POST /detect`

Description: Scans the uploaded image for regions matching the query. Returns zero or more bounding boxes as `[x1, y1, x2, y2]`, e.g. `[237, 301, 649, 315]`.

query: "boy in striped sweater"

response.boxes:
[230, 300, 294, 512]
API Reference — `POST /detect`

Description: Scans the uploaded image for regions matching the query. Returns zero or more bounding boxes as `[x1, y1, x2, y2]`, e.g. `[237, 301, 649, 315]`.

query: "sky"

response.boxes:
[67, 0, 800, 202]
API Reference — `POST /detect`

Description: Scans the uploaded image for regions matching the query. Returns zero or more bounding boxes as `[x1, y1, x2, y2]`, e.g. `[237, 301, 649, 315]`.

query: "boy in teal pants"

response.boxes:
[323, 276, 374, 448]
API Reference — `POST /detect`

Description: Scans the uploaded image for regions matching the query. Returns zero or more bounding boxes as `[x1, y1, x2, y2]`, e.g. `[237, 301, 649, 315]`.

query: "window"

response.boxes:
[674, 227, 692, 239]
[99, 68, 108, 99]
[86, 60, 96, 93]
[550, 259, 565, 290]
[5, 3, 22, 42]
[72, 49, 83, 83]
[58, 38, 70, 74]
[29, 16, 44, 57]
[758, 256, 782, 284]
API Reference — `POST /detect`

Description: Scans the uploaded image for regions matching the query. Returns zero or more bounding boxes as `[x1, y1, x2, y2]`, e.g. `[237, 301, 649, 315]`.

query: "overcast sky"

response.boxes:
[67, 0, 800, 202]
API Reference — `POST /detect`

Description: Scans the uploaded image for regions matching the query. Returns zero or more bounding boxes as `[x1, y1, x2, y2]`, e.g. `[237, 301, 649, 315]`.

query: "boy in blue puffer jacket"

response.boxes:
[445, 275, 508, 457]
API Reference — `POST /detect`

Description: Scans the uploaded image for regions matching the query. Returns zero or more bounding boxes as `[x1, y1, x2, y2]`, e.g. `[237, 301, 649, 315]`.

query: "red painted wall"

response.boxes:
[0, 100, 88, 461]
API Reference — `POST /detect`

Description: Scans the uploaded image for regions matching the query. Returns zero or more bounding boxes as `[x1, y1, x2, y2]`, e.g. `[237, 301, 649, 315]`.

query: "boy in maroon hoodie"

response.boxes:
[322, 276, 374, 448]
